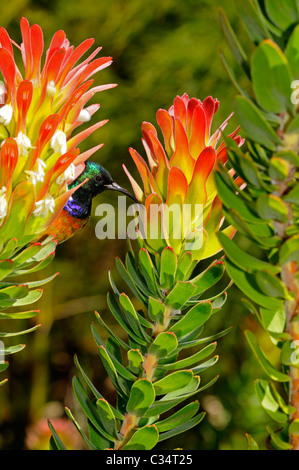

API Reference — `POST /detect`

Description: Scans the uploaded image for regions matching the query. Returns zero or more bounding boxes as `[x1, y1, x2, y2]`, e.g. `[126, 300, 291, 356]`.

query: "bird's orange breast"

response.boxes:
[35, 209, 89, 244]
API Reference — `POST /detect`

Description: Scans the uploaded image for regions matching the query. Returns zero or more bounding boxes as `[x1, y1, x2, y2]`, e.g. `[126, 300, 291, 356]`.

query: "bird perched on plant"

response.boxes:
[35, 161, 140, 244]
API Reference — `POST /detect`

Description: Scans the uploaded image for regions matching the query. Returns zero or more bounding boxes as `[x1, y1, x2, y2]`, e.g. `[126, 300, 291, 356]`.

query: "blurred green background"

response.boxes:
[0, 0, 275, 450]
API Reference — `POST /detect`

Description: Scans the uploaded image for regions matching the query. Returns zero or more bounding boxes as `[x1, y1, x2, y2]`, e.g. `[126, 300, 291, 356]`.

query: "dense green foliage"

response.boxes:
[0, 0, 282, 451]
[217, 0, 299, 450]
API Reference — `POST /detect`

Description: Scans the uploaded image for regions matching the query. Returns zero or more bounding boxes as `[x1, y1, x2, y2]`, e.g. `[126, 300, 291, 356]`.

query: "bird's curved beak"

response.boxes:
[104, 182, 141, 204]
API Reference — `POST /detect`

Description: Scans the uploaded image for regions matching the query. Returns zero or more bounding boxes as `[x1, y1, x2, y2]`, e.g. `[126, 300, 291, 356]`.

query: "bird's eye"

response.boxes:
[95, 175, 102, 183]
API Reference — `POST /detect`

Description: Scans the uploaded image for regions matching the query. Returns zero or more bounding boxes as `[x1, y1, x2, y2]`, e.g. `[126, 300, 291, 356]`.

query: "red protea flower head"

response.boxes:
[0, 18, 116, 248]
[124, 93, 244, 260]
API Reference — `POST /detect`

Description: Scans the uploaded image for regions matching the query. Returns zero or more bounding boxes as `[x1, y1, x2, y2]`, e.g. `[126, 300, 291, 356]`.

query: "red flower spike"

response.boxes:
[55, 38, 95, 87]
[0, 18, 115, 244]
[0, 27, 13, 57]
[20, 17, 33, 79]
[16, 80, 33, 133]
[127, 93, 244, 260]
[0, 48, 16, 102]
[189, 104, 207, 159]
[30, 24, 44, 79]
[0, 138, 19, 189]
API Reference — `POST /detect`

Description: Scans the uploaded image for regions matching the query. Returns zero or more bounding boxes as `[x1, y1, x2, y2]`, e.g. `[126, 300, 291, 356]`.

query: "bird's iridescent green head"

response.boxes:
[69, 161, 139, 203]
[69, 161, 114, 197]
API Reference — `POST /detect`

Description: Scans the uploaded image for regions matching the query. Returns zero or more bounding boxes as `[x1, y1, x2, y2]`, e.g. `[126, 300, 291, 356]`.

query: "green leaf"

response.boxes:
[48, 420, 68, 450]
[138, 249, 159, 295]
[0, 238, 18, 260]
[191, 261, 225, 296]
[286, 24, 299, 78]
[153, 370, 194, 395]
[72, 376, 116, 442]
[94, 311, 130, 352]
[256, 194, 289, 223]
[144, 376, 202, 417]
[218, 8, 249, 75]
[156, 401, 200, 433]
[269, 157, 289, 181]
[0, 284, 28, 301]
[0, 260, 14, 281]
[224, 257, 284, 311]
[0, 182, 35, 247]
[158, 412, 205, 442]
[245, 330, 290, 382]
[160, 247, 177, 289]
[119, 293, 150, 342]
[159, 342, 217, 370]
[127, 379, 156, 417]
[128, 349, 144, 371]
[0, 323, 41, 338]
[98, 346, 130, 398]
[65, 407, 97, 450]
[115, 257, 147, 304]
[270, 382, 296, 415]
[233, 0, 271, 43]
[279, 235, 299, 265]
[74, 354, 124, 420]
[255, 270, 290, 299]
[107, 292, 147, 347]
[289, 419, 299, 435]
[96, 399, 118, 438]
[149, 332, 178, 358]
[234, 95, 283, 150]
[259, 306, 286, 334]
[255, 379, 288, 423]
[122, 425, 159, 450]
[3, 344, 26, 356]
[148, 297, 166, 324]
[281, 341, 299, 367]
[0, 362, 8, 372]
[218, 232, 281, 275]
[191, 356, 219, 374]
[11, 288, 43, 307]
[12, 243, 44, 266]
[169, 301, 212, 339]
[176, 252, 194, 282]
[265, 0, 298, 31]
[283, 182, 299, 204]
[215, 170, 268, 225]
[267, 426, 292, 450]
[246, 433, 260, 450]
[164, 281, 197, 309]
[252, 40, 293, 114]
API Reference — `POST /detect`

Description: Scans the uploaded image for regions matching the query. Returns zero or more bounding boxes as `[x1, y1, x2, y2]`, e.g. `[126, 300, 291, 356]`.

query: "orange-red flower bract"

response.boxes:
[0, 18, 115, 250]
[124, 93, 244, 261]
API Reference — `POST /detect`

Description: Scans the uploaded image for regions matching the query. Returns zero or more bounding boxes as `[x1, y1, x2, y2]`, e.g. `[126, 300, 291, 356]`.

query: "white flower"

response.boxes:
[33, 194, 55, 218]
[46, 80, 57, 97]
[0, 81, 6, 105]
[15, 131, 32, 156]
[56, 163, 76, 186]
[0, 104, 13, 126]
[78, 108, 91, 122]
[25, 159, 47, 186]
[0, 186, 8, 224]
[51, 130, 67, 155]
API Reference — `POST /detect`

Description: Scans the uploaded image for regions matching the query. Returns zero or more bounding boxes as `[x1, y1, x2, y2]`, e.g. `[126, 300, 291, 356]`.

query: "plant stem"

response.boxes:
[274, 163, 299, 449]
[114, 306, 175, 449]
[282, 262, 299, 450]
